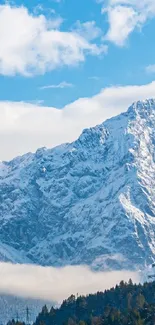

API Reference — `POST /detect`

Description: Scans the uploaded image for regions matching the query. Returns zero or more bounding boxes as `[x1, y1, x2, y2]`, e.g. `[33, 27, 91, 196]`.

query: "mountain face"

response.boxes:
[0, 99, 155, 270]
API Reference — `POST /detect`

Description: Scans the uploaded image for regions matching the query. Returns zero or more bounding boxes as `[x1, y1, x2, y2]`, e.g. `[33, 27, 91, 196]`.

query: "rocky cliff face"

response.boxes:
[0, 99, 155, 270]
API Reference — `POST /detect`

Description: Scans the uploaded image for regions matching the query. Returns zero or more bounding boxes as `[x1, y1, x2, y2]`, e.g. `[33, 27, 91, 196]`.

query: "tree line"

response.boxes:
[7, 280, 155, 325]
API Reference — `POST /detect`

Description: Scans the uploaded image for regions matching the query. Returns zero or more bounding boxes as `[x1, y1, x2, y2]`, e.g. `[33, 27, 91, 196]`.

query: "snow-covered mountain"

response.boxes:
[0, 99, 155, 270]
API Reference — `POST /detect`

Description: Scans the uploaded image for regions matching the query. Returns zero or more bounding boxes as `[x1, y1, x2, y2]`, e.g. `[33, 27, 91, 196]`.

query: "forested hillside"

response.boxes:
[7, 280, 155, 325]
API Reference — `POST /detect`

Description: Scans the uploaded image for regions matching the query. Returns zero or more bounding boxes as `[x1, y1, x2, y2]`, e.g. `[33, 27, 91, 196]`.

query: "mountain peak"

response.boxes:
[128, 98, 155, 117]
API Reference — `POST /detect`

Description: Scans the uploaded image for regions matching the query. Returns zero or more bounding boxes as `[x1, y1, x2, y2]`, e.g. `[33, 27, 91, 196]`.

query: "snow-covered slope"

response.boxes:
[0, 241, 31, 263]
[0, 99, 155, 270]
[0, 294, 51, 324]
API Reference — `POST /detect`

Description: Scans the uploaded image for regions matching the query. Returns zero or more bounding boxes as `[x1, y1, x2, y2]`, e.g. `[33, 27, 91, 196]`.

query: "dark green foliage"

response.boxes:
[7, 280, 155, 325]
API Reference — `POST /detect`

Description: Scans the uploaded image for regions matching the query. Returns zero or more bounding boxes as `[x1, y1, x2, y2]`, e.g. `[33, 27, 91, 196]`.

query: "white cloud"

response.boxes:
[0, 262, 139, 302]
[146, 65, 155, 74]
[0, 4, 106, 76]
[40, 81, 74, 89]
[0, 81, 155, 161]
[99, 0, 155, 45]
[73, 21, 102, 41]
[105, 6, 141, 46]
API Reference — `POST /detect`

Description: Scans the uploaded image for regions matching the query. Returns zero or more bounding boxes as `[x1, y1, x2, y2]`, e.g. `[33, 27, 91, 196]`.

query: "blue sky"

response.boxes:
[1, 0, 155, 160]
[0, 0, 155, 107]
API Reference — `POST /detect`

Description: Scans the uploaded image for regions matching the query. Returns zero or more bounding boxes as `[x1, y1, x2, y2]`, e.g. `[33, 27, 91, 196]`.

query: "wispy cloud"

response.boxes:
[145, 64, 155, 74]
[40, 82, 74, 90]
[33, 4, 56, 15]
[51, 0, 63, 3]
[89, 76, 100, 81]
[0, 262, 140, 302]
[72, 20, 102, 41]
[26, 99, 45, 105]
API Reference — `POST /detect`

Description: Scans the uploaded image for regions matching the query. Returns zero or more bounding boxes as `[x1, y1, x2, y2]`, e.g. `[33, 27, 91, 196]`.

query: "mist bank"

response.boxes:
[0, 262, 140, 302]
